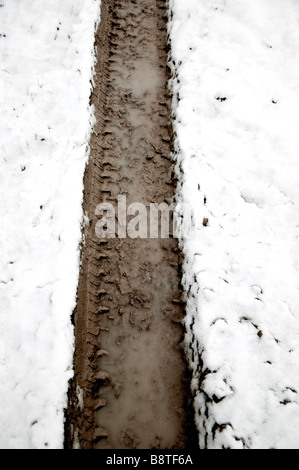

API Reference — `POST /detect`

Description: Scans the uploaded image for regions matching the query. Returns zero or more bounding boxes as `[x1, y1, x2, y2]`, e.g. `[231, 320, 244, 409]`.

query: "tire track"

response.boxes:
[64, 0, 197, 449]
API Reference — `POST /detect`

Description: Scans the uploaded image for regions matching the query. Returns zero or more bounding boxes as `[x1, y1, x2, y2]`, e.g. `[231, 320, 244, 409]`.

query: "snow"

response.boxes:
[2, 0, 299, 451]
[0, 0, 100, 448]
[169, 0, 299, 448]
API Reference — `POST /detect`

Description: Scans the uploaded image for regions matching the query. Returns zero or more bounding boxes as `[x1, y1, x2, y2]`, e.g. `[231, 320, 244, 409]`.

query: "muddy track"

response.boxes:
[64, 0, 197, 449]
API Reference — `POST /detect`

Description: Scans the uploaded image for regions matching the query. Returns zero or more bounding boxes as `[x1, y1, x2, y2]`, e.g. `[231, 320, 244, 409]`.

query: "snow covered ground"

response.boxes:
[0, 0, 100, 448]
[169, 0, 299, 449]
[2, 0, 299, 451]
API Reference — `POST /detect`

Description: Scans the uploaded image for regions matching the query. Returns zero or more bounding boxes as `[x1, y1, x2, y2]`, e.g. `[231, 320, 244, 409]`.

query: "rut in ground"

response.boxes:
[64, 0, 197, 449]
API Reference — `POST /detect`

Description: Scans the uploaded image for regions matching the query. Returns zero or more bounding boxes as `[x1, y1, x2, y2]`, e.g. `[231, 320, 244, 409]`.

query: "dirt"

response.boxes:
[64, 0, 197, 450]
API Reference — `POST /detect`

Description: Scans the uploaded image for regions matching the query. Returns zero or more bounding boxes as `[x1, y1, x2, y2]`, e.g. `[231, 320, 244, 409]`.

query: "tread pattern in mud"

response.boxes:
[64, 0, 197, 450]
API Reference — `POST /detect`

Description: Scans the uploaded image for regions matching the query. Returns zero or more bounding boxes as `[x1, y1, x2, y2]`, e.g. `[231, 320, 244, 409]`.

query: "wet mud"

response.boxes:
[64, 0, 197, 450]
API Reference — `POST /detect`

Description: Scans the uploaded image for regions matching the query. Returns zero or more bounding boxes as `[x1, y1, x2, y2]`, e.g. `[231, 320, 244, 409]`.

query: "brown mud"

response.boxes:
[64, 0, 197, 450]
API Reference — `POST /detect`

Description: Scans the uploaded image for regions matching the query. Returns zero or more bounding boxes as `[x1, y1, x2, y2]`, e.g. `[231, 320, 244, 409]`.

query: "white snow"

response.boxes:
[0, 0, 100, 448]
[169, 0, 299, 449]
[2, 0, 299, 451]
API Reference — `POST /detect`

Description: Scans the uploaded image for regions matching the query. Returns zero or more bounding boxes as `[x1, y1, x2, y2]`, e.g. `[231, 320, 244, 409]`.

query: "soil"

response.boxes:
[64, 0, 197, 450]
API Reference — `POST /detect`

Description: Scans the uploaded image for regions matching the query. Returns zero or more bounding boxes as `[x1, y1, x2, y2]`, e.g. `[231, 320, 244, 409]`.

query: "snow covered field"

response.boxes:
[169, 0, 299, 449]
[0, 0, 100, 448]
[2, 0, 299, 451]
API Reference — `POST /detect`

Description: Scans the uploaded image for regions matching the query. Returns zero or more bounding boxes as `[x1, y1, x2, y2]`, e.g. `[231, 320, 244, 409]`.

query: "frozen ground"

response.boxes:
[169, 0, 299, 449]
[0, 0, 100, 448]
